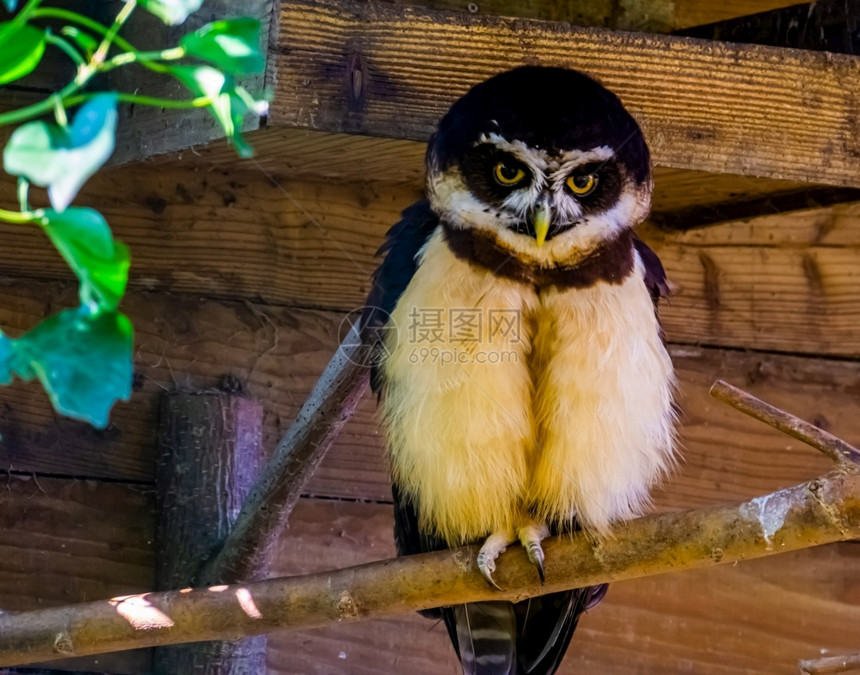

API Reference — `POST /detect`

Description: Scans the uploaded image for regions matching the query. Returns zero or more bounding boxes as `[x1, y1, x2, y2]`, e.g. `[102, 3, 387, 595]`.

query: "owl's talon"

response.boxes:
[527, 543, 546, 584]
[477, 532, 513, 590]
[518, 522, 550, 584]
[477, 558, 503, 591]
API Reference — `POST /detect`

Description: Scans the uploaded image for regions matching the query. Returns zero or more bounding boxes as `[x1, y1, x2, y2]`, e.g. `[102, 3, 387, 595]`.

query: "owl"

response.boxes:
[364, 66, 676, 675]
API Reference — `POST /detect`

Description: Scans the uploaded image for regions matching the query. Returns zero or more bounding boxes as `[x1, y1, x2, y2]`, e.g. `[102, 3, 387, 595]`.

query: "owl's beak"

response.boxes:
[531, 198, 551, 248]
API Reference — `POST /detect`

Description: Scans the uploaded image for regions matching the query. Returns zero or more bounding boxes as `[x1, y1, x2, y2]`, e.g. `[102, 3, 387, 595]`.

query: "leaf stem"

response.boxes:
[30, 8, 169, 73]
[103, 46, 185, 70]
[17, 178, 30, 212]
[51, 94, 67, 128]
[44, 31, 85, 66]
[64, 92, 213, 110]
[6, 0, 41, 31]
[0, 207, 44, 225]
[0, 78, 79, 126]
[89, 0, 136, 69]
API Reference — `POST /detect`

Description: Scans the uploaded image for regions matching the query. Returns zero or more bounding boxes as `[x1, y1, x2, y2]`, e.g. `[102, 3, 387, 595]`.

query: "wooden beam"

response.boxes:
[155, 126, 829, 225]
[672, 0, 803, 29]
[679, 0, 860, 54]
[5, 164, 860, 356]
[391, 0, 802, 32]
[271, 0, 860, 187]
[389, 0, 676, 32]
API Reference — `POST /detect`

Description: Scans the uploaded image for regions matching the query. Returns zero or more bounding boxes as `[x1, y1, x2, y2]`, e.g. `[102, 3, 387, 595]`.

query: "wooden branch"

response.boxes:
[799, 653, 860, 674]
[197, 323, 370, 585]
[710, 380, 860, 466]
[272, 0, 860, 187]
[0, 471, 858, 667]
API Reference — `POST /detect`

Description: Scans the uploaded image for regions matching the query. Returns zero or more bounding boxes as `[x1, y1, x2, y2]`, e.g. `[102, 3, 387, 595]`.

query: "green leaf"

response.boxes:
[0, 332, 12, 385]
[0, 22, 46, 85]
[12, 307, 133, 427]
[3, 93, 118, 211]
[172, 65, 266, 157]
[42, 208, 130, 311]
[180, 18, 263, 74]
[138, 0, 203, 25]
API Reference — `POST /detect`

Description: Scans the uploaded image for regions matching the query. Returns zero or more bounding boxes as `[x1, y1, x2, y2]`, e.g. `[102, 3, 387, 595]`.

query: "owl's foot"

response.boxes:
[476, 522, 550, 589]
[476, 531, 513, 591]
[518, 521, 550, 584]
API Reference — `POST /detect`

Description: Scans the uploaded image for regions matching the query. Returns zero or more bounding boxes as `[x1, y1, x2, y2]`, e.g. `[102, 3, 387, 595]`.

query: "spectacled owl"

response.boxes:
[364, 65, 677, 675]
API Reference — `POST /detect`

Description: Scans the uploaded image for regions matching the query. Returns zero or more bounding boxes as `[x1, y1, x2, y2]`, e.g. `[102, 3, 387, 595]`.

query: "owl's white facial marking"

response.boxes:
[426, 135, 651, 267]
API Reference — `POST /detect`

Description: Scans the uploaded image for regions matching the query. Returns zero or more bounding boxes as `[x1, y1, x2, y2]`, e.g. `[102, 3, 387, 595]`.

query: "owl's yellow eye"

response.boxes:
[566, 173, 598, 196]
[493, 162, 526, 186]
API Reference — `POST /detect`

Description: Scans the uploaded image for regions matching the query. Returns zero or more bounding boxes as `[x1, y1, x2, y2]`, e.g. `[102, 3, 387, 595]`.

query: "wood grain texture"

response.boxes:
[153, 126, 825, 222]
[673, 0, 804, 29]
[154, 394, 268, 674]
[5, 164, 860, 355]
[267, 498, 860, 675]
[389, 0, 675, 32]
[392, 0, 801, 31]
[272, 0, 860, 186]
[0, 475, 154, 675]
[0, 277, 852, 512]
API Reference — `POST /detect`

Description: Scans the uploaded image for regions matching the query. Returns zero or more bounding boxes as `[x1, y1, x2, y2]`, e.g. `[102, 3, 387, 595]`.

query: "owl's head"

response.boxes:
[426, 66, 652, 266]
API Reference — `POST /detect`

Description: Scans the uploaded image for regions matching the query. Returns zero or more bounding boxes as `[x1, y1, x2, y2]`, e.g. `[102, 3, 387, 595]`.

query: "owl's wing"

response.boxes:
[633, 236, 670, 308]
[363, 201, 448, 623]
[363, 199, 440, 394]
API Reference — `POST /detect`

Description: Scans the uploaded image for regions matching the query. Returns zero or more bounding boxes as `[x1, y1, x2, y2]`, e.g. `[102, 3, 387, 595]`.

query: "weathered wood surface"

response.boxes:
[0, 278, 853, 511]
[272, 0, 860, 187]
[672, 0, 804, 29]
[154, 394, 268, 673]
[4, 166, 860, 356]
[0, 475, 154, 675]
[267, 499, 860, 675]
[394, 0, 798, 32]
[395, 0, 804, 31]
[680, 0, 860, 54]
[154, 126, 845, 229]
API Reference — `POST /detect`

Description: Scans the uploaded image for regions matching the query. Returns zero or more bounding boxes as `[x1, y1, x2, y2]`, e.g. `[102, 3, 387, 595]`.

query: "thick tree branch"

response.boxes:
[710, 380, 860, 466]
[197, 323, 370, 585]
[0, 471, 859, 668]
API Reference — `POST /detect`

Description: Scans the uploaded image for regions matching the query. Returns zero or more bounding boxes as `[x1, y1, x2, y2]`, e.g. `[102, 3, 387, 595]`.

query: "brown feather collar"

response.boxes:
[441, 223, 635, 290]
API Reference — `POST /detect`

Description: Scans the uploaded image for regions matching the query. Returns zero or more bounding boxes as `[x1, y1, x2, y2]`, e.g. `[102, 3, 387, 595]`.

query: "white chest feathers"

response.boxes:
[380, 229, 676, 544]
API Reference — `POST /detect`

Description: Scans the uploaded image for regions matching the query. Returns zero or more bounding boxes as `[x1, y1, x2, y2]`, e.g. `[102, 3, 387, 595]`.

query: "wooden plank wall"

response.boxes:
[1, 1, 859, 673]
[1, 155, 860, 673]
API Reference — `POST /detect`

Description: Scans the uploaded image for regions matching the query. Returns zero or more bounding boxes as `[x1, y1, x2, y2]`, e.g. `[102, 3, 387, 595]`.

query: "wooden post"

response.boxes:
[154, 393, 268, 674]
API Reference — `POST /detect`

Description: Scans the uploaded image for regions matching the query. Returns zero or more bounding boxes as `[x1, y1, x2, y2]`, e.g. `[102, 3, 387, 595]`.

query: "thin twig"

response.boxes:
[0, 471, 858, 667]
[799, 653, 860, 674]
[710, 380, 860, 466]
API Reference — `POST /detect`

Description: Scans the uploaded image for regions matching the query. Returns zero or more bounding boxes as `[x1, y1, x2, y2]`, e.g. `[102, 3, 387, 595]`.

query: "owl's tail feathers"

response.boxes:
[454, 601, 517, 675]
